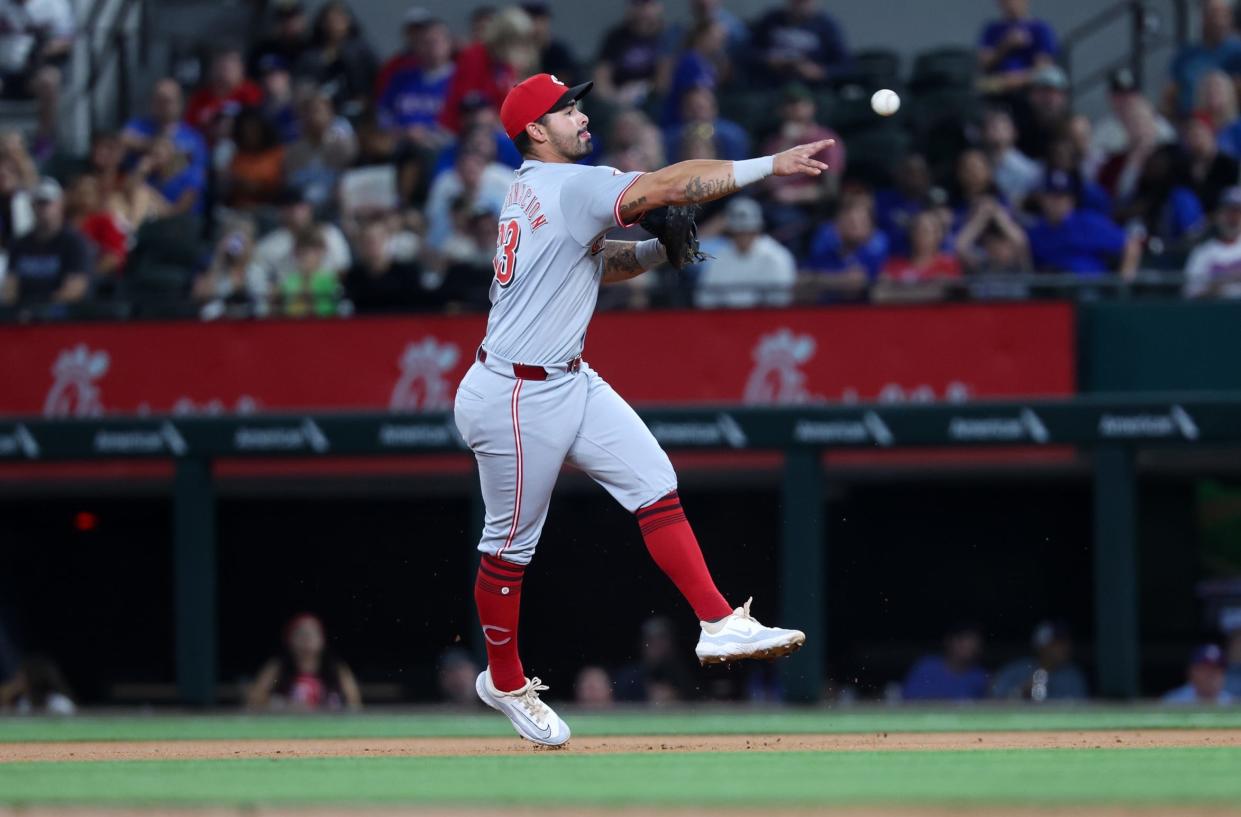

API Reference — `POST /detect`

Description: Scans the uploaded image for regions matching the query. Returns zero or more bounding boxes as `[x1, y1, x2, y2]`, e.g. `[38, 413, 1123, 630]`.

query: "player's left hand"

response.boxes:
[773, 139, 834, 177]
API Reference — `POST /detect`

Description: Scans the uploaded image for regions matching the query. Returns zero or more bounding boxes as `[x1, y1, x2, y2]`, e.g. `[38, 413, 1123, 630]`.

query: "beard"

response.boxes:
[551, 127, 591, 159]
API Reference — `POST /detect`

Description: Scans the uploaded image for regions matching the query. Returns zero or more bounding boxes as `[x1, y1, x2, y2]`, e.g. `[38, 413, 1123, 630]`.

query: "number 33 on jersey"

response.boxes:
[493, 219, 520, 287]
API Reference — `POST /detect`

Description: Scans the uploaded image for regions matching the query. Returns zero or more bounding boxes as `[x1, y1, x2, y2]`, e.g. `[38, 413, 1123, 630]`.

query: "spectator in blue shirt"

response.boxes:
[903, 624, 989, 701]
[1028, 170, 1142, 276]
[801, 196, 888, 303]
[1165, 0, 1241, 116]
[978, 0, 1058, 92]
[875, 153, 935, 254]
[991, 621, 1089, 701]
[120, 79, 208, 177]
[663, 86, 749, 162]
[661, 20, 730, 126]
[141, 136, 206, 216]
[377, 18, 455, 150]
[750, 0, 848, 87]
[1163, 644, 1235, 705]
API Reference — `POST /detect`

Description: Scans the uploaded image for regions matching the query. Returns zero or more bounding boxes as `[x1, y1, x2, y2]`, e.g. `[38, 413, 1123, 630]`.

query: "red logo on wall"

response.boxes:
[0, 303, 1075, 418]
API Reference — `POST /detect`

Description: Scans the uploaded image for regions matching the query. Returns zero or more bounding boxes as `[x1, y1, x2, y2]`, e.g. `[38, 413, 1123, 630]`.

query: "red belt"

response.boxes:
[477, 348, 581, 381]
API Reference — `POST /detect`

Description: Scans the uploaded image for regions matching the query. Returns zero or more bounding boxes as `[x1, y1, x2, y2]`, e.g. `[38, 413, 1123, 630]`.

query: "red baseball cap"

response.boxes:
[500, 73, 593, 141]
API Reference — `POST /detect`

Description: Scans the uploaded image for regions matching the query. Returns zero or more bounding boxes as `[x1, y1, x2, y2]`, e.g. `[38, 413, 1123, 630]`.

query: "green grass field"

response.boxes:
[2, 708, 1240, 813]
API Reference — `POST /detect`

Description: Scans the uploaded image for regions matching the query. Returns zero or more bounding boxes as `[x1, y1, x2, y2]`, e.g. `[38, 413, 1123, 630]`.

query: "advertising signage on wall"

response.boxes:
[0, 303, 1074, 419]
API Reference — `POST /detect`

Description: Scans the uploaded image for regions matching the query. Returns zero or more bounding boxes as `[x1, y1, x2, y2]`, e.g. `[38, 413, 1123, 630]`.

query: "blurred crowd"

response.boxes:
[5, 0, 1241, 320]
[3, 606, 1239, 713]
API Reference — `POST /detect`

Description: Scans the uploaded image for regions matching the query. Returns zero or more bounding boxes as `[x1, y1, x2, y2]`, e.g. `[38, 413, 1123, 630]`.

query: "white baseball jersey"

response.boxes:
[455, 157, 677, 566]
[481, 160, 644, 365]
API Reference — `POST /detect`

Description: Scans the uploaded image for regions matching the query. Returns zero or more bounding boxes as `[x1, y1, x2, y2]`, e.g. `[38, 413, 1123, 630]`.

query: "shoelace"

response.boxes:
[737, 596, 755, 620]
[511, 677, 550, 721]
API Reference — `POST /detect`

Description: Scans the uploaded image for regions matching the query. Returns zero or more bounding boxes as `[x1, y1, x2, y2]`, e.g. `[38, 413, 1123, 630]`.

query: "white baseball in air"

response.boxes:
[871, 89, 900, 116]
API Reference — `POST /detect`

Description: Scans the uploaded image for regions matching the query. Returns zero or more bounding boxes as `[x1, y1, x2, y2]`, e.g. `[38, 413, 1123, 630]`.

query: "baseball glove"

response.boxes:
[639, 205, 708, 270]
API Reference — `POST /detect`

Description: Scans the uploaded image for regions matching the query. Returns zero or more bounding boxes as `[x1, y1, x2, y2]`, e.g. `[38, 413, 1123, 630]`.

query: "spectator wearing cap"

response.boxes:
[1014, 65, 1071, 161]
[982, 107, 1041, 208]
[875, 210, 962, 303]
[0, 0, 74, 156]
[760, 83, 843, 249]
[977, 0, 1059, 93]
[439, 8, 537, 135]
[902, 623, 990, 701]
[663, 86, 748, 163]
[695, 197, 796, 308]
[1183, 113, 1240, 214]
[594, 0, 674, 107]
[991, 621, 1088, 701]
[376, 17, 454, 150]
[1090, 69, 1177, 169]
[1028, 170, 1142, 277]
[1184, 185, 1241, 298]
[248, 0, 310, 78]
[184, 48, 264, 137]
[295, 1, 378, 119]
[0, 178, 92, 312]
[253, 189, 351, 299]
[800, 195, 888, 303]
[1113, 146, 1206, 252]
[749, 0, 848, 88]
[1162, 644, 1234, 704]
[121, 79, 209, 178]
[1164, 0, 1241, 117]
[523, 3, 580, 84]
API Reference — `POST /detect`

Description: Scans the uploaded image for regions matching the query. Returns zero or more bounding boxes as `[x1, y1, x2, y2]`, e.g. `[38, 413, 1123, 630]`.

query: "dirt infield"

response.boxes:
[3, 728, 1240, 762]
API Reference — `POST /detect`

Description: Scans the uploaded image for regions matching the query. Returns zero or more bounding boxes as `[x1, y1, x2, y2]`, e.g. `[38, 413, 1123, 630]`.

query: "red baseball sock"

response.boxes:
[637, 491, 733, 621]
[475, 554, 526, 692]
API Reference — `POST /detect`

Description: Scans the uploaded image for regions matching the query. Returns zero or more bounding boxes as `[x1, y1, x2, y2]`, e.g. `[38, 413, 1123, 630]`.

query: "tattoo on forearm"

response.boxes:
[618, 195, 647, 219]
[684, 174, 737, 203]
[602, 241, 645, 282]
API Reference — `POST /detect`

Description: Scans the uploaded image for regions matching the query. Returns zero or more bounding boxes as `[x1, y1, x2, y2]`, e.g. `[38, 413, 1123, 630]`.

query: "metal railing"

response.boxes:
[1060, 0, 1191, 102]
[80, 0, 149, 141]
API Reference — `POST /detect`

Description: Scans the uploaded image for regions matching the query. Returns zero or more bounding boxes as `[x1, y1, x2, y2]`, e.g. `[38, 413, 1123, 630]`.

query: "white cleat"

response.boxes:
[476, 669, 571, 747]
[695, 597, 806, 665]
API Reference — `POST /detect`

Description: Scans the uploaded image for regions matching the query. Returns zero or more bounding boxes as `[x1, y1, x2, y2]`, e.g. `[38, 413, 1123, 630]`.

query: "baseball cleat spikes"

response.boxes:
[695, 597, 807, 665]
[475, 668, 571, 747]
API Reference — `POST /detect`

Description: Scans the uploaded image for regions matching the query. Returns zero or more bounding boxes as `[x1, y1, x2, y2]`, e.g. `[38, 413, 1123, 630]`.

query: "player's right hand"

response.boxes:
[773, 139, 834, 177]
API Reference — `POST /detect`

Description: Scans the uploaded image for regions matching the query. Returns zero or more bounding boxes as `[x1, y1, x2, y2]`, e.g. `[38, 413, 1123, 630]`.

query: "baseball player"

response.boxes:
[456, 73, 833, 747]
